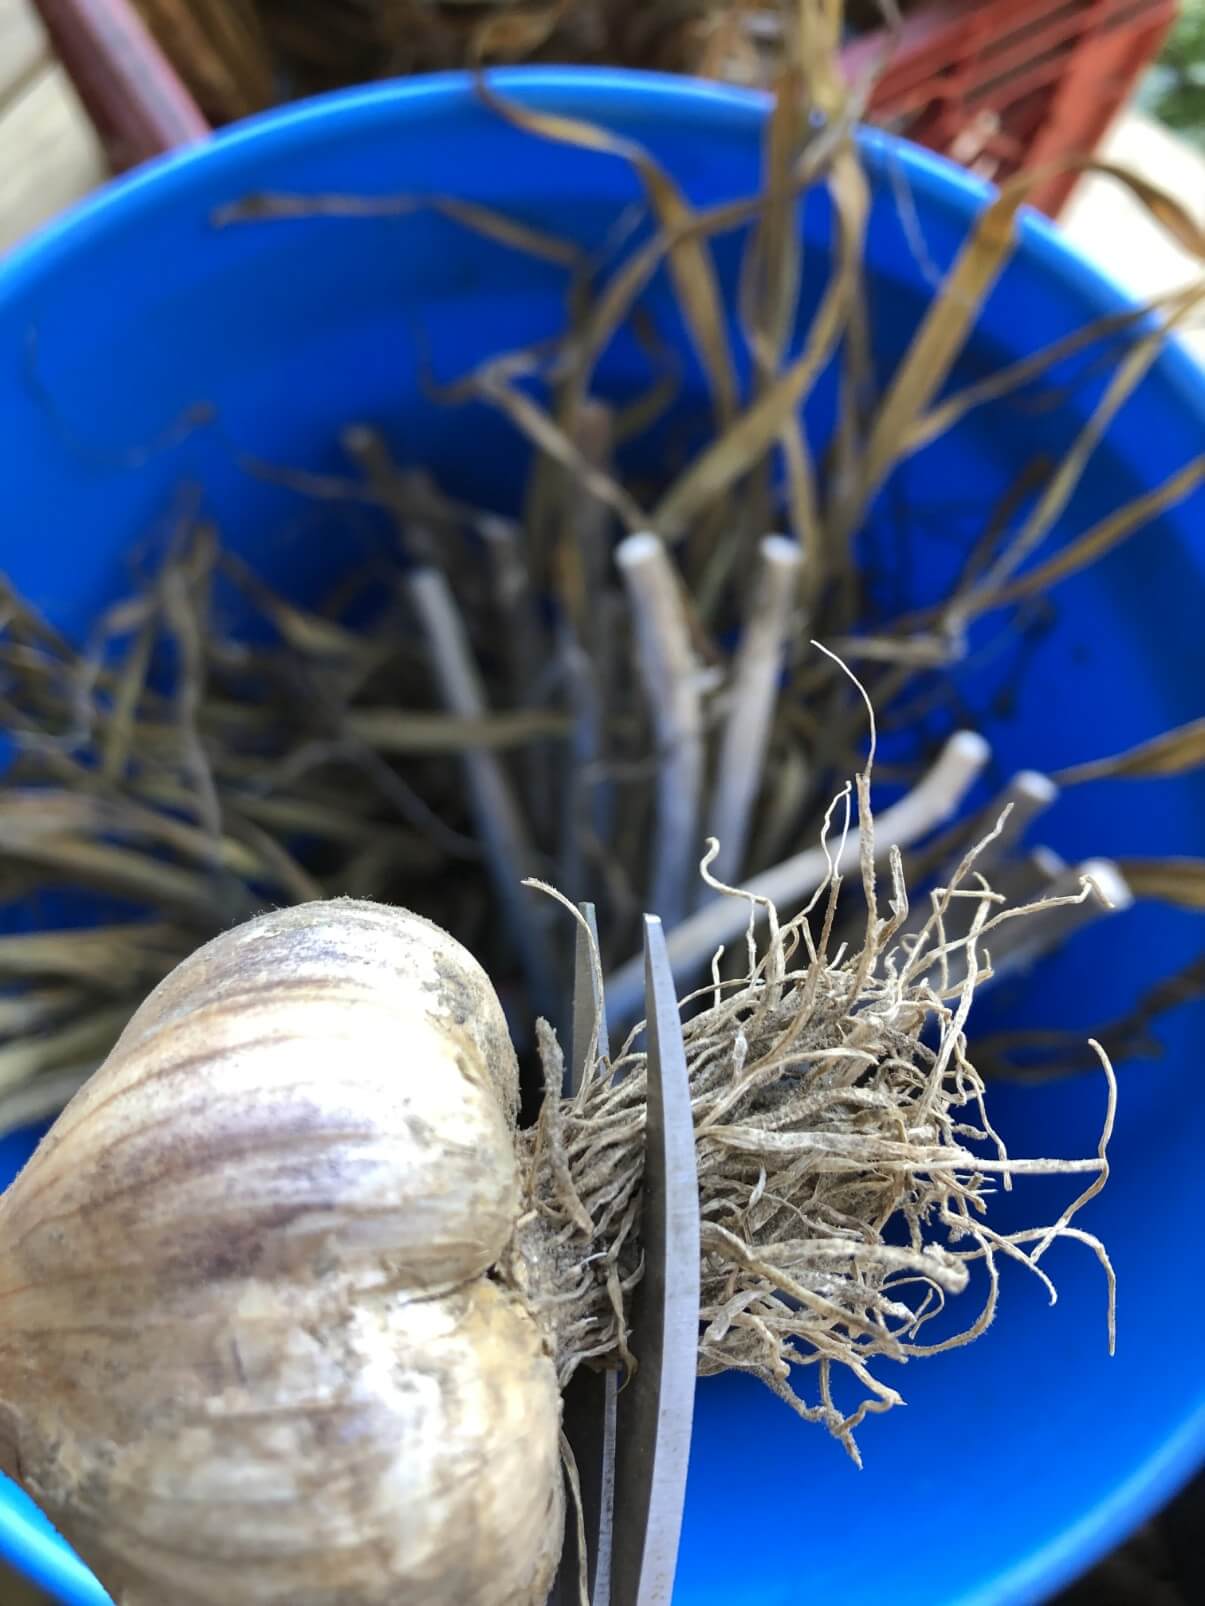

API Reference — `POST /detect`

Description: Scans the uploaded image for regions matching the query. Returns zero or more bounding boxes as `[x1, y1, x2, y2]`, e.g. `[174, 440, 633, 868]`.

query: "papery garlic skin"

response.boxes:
[0, 900, 563, 1606]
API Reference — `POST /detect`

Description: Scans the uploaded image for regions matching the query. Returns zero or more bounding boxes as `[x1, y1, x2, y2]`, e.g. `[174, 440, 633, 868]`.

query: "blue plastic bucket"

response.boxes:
[0, 68, 1202, 1606]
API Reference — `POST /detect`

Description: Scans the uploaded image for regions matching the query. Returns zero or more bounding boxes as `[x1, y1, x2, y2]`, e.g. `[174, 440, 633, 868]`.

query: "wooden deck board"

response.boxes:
[0, 0, 47, 110]
[0, 0, 108, 255]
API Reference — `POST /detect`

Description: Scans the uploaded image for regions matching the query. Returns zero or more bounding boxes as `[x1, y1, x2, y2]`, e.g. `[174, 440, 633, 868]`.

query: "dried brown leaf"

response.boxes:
[1087, 159, 1205, 259]
[1115, 859, 1205, 911]
[557, 106, 854, 406]
[0, 1004, 134, 1096]
[975, 955, 1205, 1079]
[0, 925, 186, 989]
[459, 367, 646, 531]
[346, 706, 570, 753]
[959, 286, 1205, 610]
[979, 455, 1205, 610]
[827, 175, 1031, 548]
[214, 190, 586, 269]
[469, 0, 572, 63]
[476, 77, 738, 424]
[135, 0, 275, 122]
[1055, 718, 1205, 784]
[905, 287, 1200, 456]
[740, 59, 805, 376]
[652, 147, 867, 538]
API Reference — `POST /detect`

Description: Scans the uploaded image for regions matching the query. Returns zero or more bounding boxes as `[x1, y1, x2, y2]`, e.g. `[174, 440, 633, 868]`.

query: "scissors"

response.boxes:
[549, 907, 701, 1606]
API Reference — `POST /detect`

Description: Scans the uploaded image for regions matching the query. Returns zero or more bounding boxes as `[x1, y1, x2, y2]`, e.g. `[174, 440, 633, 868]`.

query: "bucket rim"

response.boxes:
[2, 65, 1204, 431]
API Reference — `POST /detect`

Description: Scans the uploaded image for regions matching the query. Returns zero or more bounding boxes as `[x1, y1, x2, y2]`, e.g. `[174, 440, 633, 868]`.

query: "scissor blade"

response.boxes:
[557, 1367, 618, 1606]
[611, 915, 700, 1606]
[552, 904, 617, 1606]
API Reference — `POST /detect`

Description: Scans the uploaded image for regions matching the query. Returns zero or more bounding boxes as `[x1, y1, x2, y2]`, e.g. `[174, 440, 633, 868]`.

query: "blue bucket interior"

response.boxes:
[0, 68, 1202, 1606]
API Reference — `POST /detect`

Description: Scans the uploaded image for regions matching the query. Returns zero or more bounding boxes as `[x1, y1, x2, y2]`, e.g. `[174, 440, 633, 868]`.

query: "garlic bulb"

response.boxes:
[0, 900, 563, 1606]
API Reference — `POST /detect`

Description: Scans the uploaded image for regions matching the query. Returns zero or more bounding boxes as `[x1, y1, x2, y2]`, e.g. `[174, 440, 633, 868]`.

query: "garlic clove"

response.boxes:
[7, 899, 520, 1296]
[108, 898, 521, 1127]
[3, 1278, 562, 1606]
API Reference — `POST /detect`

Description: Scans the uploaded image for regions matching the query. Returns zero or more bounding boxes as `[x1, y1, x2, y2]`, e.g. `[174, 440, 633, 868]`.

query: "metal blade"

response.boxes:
[552, 904, 617, 1606]
[610, 915, 700, 1606]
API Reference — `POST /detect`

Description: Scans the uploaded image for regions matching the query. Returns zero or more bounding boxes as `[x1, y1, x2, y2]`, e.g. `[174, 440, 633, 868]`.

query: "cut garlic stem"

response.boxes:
[974, 770, 1059, 871]
[705, 535, 803, 890]
[990, 846, 1068, 906]
[605, 729, 991, 1022]
[987, 859, 1134, 980]
[570, 400, 616, 661]
[901, 847, 1067, 977]
[557, 627, 603, 904]
[404, 567, 557, 1020]
[480, 513, 542, 716]
[615, 532, 704, 931]
[904, 767, 1059, 891]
